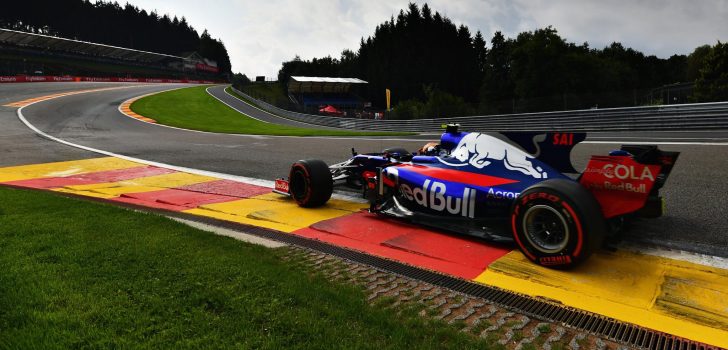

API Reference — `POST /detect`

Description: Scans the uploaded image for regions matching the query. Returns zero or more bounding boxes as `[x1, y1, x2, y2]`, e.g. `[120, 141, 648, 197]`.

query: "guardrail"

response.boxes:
[232, 86, 728, 132]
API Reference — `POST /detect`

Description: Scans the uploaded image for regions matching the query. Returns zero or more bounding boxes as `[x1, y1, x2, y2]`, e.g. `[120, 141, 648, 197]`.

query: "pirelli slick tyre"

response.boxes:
[289, 159, 333, 208]
[511, 179, 606, 269]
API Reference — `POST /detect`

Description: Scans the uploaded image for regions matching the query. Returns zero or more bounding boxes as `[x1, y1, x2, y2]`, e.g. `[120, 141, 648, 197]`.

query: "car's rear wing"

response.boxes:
[619, 145, 680, 195]
[579, 145, 680, 219]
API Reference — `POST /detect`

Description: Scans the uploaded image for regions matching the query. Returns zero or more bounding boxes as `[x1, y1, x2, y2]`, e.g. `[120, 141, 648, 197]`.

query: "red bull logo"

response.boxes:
[443, 132, 547, 179]
[398, 180, 477, 218]
[385, 167, 476, 218]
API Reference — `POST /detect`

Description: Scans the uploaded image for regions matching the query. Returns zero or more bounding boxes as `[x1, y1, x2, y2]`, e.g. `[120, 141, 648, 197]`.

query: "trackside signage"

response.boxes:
[0, 75, 222, 84]
[195, 63, 220, 73]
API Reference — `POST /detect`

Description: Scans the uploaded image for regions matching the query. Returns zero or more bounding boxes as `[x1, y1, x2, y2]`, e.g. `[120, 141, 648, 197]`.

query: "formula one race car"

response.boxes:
[274, 125, 679, 268]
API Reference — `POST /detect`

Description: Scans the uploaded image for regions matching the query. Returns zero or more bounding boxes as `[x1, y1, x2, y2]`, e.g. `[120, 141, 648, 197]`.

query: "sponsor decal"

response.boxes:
[486, 188, 520, 199]
[195, 63, 220, 73]
[440, 132, 547, 179]
[602, 163, 654, 181]
[580, 156, 660, 218]
[0, 76, 18, 82]
[552, 133, 575, 146]
[274, 179, 289, 193]
[583, 163, 655, 181]
[604, 181, 647, 193]
[587, 181, 647, 193]
[387, 167, 476, 218]
[520, 192, 561, 204]
[398, 179, 477, 218]
[538, 255, 572, 266]
[83, 77, 111, 82]
[583, 163, 654, 194]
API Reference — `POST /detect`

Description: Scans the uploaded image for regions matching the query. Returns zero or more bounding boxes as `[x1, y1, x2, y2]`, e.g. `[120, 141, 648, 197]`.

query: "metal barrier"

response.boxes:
[232, 86, 728, 132]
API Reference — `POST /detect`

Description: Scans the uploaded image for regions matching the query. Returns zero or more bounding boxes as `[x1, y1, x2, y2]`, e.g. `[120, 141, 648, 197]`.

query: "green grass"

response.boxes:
[0, 187, 490, 349]
[131, 86, 411, 136]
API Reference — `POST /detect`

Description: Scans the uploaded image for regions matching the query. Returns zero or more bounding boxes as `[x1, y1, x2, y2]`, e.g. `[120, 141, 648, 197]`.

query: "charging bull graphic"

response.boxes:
[444, 133, 547, 179]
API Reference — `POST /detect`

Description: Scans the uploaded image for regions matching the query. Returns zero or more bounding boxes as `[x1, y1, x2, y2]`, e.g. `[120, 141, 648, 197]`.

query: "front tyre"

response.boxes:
[289, 159, 333, 207]
[511, 179, 606, 269]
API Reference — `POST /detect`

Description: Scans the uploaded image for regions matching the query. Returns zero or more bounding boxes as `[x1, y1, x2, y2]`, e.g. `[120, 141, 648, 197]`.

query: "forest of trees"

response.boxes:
[0, 0, 231, 75]
[277, 3, 727, 118]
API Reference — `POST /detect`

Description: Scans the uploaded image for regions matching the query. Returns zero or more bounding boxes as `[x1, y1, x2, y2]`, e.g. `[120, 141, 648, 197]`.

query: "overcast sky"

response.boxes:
[127, 0, 728, 78]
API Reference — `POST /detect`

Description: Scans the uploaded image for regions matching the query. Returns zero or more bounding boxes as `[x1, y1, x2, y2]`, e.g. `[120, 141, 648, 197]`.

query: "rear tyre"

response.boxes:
[289, 159, 333, 208]
[511, 179, 606, 269]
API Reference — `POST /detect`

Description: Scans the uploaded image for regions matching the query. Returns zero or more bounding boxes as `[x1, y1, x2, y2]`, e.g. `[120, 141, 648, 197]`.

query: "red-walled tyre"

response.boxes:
[511, 179, 606, 269]
[289, 159, 333, 208]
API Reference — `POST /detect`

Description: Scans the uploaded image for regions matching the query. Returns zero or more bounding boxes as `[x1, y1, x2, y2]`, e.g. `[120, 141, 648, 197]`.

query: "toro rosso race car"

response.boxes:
[274, 125, 679, 268]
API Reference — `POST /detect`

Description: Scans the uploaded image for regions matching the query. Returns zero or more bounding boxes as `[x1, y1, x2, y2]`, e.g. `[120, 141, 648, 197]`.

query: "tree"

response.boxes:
[473, 31, 488, 75]
[508, 27, 572, 111]
[273, 2, 703, 115]
[692, 42, 728, 102]
[687, 45, 712, 81]
[479, 31, 514, 114]
[278, 2, 483, 109]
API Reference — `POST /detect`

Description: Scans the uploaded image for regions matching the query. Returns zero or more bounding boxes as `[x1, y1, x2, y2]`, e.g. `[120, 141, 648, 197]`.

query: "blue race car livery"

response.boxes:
[275, 125, 679, 268]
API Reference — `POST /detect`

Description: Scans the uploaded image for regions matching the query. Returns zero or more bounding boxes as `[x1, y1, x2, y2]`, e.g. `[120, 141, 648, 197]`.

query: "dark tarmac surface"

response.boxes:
[1, 82, 727, 258]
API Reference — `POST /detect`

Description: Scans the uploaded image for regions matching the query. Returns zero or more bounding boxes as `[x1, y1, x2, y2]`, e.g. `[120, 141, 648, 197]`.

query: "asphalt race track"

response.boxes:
[2, 82, 728, 258]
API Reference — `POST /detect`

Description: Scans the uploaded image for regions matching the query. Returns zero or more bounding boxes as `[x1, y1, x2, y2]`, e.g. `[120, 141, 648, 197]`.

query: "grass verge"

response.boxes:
[0, 186, 489, 349]
[131, 86, 410, 137]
